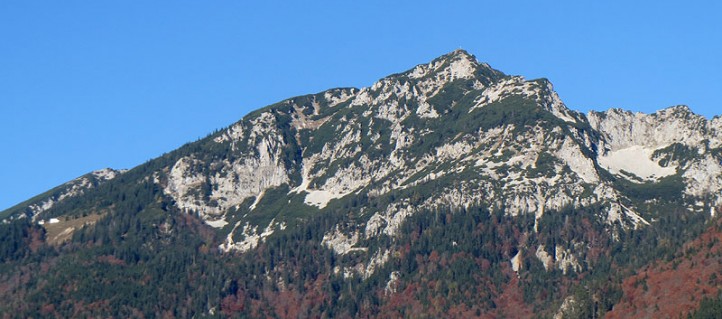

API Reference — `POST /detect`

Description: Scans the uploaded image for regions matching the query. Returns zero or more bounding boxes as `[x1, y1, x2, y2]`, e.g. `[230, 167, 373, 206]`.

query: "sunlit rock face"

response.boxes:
[153, 50, 722, 274]
[8, 50, 721, 280]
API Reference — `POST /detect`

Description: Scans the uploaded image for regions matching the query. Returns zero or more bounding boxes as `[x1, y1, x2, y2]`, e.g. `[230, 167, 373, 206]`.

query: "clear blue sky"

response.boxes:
[1, 1, 721, 211]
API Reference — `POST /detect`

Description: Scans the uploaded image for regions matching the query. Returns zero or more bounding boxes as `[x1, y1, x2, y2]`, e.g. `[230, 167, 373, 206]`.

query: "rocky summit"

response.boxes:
[2, 50, 722, 318]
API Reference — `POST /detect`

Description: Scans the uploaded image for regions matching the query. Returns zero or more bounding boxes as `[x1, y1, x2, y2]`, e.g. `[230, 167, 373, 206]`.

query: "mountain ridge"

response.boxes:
[5, 49, 721, 250]
[2, 49, 721, 318]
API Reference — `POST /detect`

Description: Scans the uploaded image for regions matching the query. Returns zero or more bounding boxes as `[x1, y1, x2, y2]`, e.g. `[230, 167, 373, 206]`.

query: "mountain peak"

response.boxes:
[658, 104, 692, 115]
[404, 50, 479, 80]
[444, 48, 474, 59]
[391, 50, 505, 92]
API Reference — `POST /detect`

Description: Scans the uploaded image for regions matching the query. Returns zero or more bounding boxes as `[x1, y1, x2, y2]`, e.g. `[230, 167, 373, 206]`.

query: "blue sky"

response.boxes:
[1, 1, 721, 210]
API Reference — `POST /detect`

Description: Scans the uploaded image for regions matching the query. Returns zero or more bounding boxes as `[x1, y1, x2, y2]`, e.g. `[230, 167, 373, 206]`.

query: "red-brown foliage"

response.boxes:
[606, 223, 722, 318]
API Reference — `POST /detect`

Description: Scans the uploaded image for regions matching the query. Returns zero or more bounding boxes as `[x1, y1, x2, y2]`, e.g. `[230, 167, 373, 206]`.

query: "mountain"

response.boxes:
[0, 168, 124, 222]
[2, 50, 721, 318]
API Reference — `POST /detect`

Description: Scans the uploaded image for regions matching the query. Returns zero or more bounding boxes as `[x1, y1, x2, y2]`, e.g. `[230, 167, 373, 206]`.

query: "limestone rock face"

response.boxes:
[5, 50, 721, 280]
